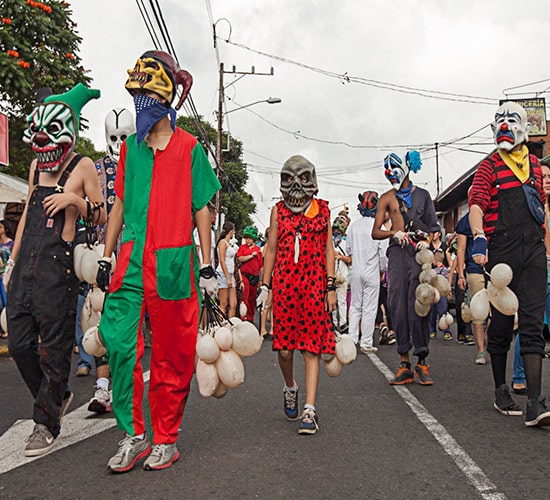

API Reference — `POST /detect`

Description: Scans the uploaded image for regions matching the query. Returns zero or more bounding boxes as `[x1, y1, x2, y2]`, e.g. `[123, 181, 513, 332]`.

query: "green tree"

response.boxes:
[0, 0, 92, 178]
[176, 115, 256, 232]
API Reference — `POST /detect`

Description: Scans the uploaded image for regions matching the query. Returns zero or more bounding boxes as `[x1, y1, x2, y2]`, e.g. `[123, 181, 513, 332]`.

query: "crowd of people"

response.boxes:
[2, 51, 550, 474]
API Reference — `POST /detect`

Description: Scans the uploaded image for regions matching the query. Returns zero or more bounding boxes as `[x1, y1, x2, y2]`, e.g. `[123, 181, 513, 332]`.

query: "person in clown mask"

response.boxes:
[5, 83, 106, 457]
[469, 101, 550, 427]
[372, 151, 440, 385]
[346, 191, 387, 354]
[259, 155, 336, 435]
[95, 50, 220, 472]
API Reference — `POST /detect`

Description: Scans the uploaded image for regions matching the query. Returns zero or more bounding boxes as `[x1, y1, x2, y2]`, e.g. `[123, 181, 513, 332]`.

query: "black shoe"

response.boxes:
[378, 325, 386, 345]
[456, 335, 465, 344]
[525, 396, 550, 427]
[494, 384, 523, 416]
[464, 335, 475, 346]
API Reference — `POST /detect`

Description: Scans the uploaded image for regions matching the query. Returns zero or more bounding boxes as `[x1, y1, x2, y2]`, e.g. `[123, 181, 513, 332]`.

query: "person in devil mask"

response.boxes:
[96, 50, 220, 472]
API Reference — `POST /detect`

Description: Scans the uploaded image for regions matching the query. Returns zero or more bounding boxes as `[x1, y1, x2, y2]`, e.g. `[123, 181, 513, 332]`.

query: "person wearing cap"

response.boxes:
[4, 84, 106, 457]
[346, 191, 387, 354]
[237, 225, 263, 322]
[469, 101, 550, 427]
[95, 50, 221, 472]
[372, 151, 440, 385]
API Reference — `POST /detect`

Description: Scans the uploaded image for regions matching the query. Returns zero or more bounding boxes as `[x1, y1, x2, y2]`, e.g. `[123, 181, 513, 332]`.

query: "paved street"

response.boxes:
[1, 331, 550, 499]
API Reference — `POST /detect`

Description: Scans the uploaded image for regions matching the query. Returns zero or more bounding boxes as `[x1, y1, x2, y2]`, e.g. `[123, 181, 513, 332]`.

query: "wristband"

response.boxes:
[261, 282, 271, 290]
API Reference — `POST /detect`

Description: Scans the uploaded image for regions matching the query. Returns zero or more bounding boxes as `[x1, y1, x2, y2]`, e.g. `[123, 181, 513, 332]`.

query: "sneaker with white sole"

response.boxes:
[525, 396, 550, 427]
[298, 408, 319, 435]
[283, 387, 299, 421]
[360, 346, 378, 354]
[108, 435, 151, 473]
[143, 443, 180, 470]
[494, 384, 523, 416]
[475, 351, 487, 365]
[88, 386, 112, 414]
[24, 424, 55, 457]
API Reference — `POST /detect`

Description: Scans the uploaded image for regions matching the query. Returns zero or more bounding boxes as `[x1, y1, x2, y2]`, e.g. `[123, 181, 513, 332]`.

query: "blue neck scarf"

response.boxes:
[396, 182, 414, 209]
[134, 94, 176, 146]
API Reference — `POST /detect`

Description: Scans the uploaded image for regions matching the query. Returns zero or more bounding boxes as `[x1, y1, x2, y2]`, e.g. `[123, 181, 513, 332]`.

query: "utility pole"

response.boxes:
[435, 142, 440, 198]
[216, 63, 275, 232]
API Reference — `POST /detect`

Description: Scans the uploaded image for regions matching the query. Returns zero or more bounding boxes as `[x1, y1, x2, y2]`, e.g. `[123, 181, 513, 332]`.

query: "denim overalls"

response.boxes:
[8, 156, 80, 437]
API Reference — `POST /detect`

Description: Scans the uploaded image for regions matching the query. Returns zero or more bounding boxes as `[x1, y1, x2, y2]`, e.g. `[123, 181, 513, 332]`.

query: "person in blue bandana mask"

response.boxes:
[372, 151, 440, 385]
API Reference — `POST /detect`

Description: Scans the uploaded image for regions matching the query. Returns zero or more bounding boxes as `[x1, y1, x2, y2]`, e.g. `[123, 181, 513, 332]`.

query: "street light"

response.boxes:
[215, 96, 281, 232]
[224, 97, 282, 115]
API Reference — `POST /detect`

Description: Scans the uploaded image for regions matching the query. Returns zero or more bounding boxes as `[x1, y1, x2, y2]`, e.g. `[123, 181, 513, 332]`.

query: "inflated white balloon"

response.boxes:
[335, 334, 357, 365]
[445, 312, 454, 326]
[228, 316, 243, 325]
[416, 283, 435, 306]
[82, 326, 107, 357]
[215, 349, 245, 388]
[73, 243, 87, 282]
[490, 263, 513, 289]
[89, 287, 105, 312]
[470, 289, 490, 322]
[414, 299, 431, 317]
[232, 321, 262, 356]
[0, 307, 7, 333]
[487, 282, 518, 316]
[214, 325, 233, 351]
[324, 356, 343, 377]
[415, 249, 434, 266]
[419, 268, 437, 284]
[461, 303, 472, 323]
[196, 333, 220, 363]
[433, 275, 451, 298]
[196, 359, 219, 397]
[321, 353, 335, 362]
[438, 315, 448, 331]
[80, 293, 101, 332]
[432, 288, 441, 305]
[239, 302, 248, 318]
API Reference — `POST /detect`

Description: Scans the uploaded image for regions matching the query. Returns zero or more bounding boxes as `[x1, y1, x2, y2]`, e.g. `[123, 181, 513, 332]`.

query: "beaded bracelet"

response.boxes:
[326, 276, 336, 292]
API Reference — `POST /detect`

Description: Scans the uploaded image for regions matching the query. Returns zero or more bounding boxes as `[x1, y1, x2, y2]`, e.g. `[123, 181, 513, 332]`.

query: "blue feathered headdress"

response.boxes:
[405, 150, 422, 173]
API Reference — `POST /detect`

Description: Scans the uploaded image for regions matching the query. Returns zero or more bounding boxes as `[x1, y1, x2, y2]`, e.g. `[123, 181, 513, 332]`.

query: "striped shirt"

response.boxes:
[468, 150, 544, 237]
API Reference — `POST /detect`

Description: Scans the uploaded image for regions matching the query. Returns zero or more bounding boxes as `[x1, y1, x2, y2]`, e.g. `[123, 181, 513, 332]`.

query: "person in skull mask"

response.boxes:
[81, 108, 136, 414]
[259, 155, 336, 435]
[346, 191, 387, 354]
[5, 84, 106, 457]
[469, 101, 550, 427]
[372, 151, 440, 385]
[96, 50, 221, 472]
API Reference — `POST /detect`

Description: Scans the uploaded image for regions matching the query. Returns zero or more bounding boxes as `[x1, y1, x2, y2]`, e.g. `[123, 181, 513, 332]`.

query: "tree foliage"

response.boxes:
[0, 0, 93, 178]
[176, 115, 256, 233]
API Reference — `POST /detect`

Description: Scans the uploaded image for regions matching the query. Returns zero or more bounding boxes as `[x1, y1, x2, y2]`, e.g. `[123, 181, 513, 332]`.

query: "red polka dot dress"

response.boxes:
[272, 199, 336, 355]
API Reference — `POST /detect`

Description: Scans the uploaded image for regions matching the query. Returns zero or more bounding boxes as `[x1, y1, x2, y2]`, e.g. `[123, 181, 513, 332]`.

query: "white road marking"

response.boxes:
[368, 354, 507, 500]
[0, 370, 150, 475]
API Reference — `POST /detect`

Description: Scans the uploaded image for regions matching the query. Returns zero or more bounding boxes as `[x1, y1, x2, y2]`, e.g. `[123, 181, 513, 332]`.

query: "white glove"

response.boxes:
[2, 258, 15, 291]
[392, 230, 410, 248]
[256, 284, 269, 309]
[415, 241, 429, 251]
[199, 264, 218, 297]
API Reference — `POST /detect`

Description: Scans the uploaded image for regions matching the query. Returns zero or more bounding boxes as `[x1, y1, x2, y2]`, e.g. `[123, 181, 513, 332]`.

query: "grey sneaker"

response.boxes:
[143, 444, 180, 470]
[494, 384, 523, 416]
[525, 396, 550, 427]
[475, 351, 487, 365]
[108, 435, 151, 473]
[24, 424, 55, 457]
[88, 386, 112, 414]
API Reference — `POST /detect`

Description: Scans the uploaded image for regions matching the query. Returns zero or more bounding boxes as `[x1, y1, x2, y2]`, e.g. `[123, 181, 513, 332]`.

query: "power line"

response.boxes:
[219, 37, 498, 106]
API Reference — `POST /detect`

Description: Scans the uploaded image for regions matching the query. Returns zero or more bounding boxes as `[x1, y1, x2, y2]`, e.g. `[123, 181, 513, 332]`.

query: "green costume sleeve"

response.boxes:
[191, 143, 221, 212]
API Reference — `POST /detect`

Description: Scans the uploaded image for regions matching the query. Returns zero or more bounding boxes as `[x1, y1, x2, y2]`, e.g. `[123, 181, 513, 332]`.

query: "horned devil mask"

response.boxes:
[280, 155, 318, 213]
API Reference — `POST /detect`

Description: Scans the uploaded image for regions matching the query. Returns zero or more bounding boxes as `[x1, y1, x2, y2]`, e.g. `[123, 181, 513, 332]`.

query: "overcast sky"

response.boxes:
[70, 0, 550, 229]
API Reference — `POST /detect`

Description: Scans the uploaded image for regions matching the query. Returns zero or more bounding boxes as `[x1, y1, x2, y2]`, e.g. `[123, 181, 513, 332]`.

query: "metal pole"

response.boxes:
[216, 63, 224, 233]
[435, 142, 440, 197]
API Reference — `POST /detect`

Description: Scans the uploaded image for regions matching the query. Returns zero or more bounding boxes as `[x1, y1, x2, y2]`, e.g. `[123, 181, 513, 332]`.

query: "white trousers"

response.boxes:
[348, 274, 380, 348]
[332, 282, 348, 327]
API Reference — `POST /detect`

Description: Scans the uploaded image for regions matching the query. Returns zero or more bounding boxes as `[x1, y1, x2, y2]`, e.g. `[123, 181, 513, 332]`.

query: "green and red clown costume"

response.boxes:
[99, 129, 220, 444]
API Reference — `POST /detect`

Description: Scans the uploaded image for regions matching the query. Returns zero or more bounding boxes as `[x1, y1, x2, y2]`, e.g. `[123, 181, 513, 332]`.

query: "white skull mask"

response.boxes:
[280, 155, 318, 213]
[105, 108, 135, 164]
[492, 102, 531, 151]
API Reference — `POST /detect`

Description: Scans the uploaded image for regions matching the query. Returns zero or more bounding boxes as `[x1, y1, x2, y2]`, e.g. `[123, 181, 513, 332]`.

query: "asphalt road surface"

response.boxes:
[1, 330, 550, 500]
